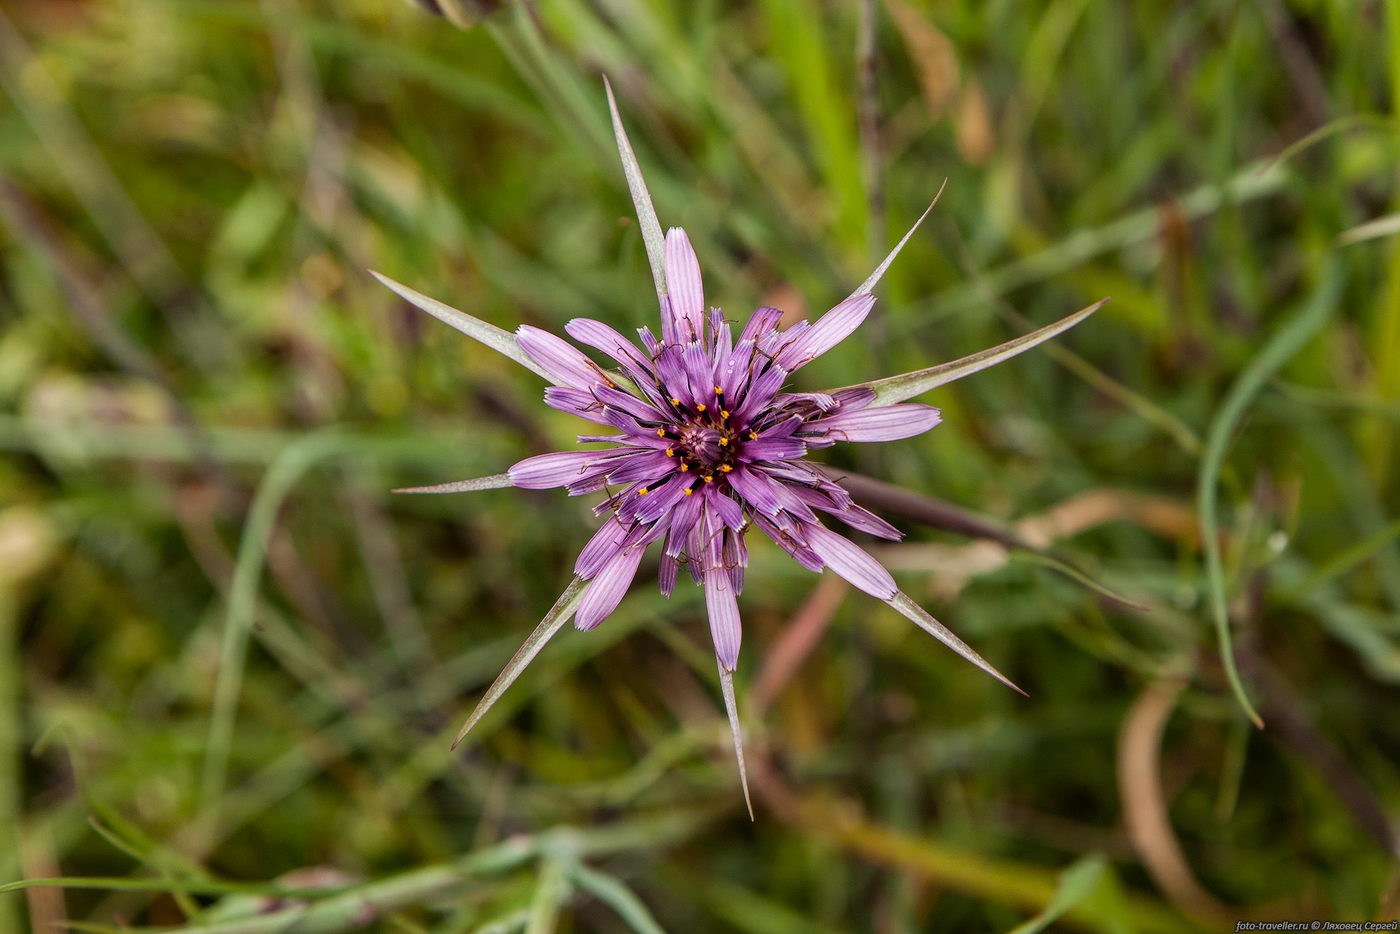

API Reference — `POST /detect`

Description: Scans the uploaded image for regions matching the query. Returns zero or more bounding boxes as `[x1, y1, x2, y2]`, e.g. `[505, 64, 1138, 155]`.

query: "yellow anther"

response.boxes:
[719, 464, 733, 473]
[719, 438, 729, 447]
[683, 487, 694, 496]
[665, 448, 675, 457]
[721, 410, 730, 419]
[748, 431, 759, 440]
[714, 386, 724, 395]
[656, 428, 665, 437]
[703, 475, 714, 483]
[696, 403, 707, 411]
[680, 463, 689, 472]
[670, 397, 681, 406]
[638, 487, 649, 495]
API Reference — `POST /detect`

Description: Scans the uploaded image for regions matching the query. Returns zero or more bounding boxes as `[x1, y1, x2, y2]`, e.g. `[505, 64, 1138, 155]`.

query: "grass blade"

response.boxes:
[570, 865, 667, 934]
[1198, 261, 1345, 727]
[1005, 855, 1108, 934]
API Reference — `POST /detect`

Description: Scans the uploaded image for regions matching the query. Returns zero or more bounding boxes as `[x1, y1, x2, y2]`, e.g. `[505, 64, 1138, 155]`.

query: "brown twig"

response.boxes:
[819, 467, 1031, 550]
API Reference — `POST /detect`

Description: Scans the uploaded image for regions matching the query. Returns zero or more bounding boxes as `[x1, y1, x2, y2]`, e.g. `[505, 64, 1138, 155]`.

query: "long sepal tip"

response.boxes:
[850, 178, 948, 300]
[843, 297, 1111, 407]
[368, 269, 551, 382]
[887, 592, 1027, 697]
[601, 76, 668, 305]
[393, 474, 513, 495]
[451, 577, 587, 749]
[718, 664, 755, 821]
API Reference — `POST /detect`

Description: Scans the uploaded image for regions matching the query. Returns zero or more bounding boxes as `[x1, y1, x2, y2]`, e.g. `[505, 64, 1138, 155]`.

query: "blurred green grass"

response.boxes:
[1, 0, 1398, 930]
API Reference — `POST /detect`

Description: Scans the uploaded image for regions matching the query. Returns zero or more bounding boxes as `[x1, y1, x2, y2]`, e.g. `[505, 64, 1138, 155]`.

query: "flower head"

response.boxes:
[374, 78, 1106, 817]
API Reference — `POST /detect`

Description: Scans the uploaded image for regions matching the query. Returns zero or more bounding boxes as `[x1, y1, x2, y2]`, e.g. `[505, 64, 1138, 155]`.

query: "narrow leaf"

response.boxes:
[1199, 261, 1343, 728]
[718, 664, 755, 821]
[369, 270, 550, 381]
[1006, 855, 1108, 934]
[1010, 551, 1154, 612]
[850, 179, 946, 299]
[394, 473, 514, 494]
[603, 76, 667, 304]
[570, 865, 668, 934]
[837, 298, 1110, 407]
[886, 592, 1026, 696]
[452, 577, 587, 748]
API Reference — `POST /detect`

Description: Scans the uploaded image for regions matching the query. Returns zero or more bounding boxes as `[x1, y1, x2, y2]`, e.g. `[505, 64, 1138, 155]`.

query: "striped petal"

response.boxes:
[516, 325, 605, 390]
[575, 544, 647, 631]
[509, 451, 612, 489]
[663, 227, 706, 343]
[565, 317, 654, 374]
[804, 522, 897, 599]
[805, 403, 942, 443]
[705, 567, 742, 670]
[775, 294, 876, 370]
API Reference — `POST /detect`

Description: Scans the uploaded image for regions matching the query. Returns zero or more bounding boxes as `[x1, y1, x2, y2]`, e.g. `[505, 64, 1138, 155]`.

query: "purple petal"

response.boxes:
[723, 529, 748, 593]
[662, 488, 705, 556]
[658, 554, 679, 597]
[544, 386, 611, 424]
[705, 567, 742, 670]
[593, 384, 667, 422]
[708, 490, 745, 530]
[624, 476, 686, 523]
[509, 451, 613, 489]
[804, 522, 897, 599]
[565, 318, 654, 375]
[752, 512, 824, 573]
[710, 309, 733, 361]
[739, 306, 783, 343]
[738, 436, 807, 463]
[516, 325, 604, 390]
[682, 340, 716, 403]
[605, 450, 676, 485]
[792, 490, 903, 541]
[575, 544, 647, 630]
[717, 339, 756, 398]
[776, 294, 876, 370]
[832, 386, 877, 410]
[805, 404, 942, 443]
[575, 516, 632, 578]
[663, 228, 705, 343]
[730, 364, 788, 424]
[726, 465, 785, 516]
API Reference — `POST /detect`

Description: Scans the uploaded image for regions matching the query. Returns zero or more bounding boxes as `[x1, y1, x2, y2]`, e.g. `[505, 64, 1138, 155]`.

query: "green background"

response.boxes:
[1, 0, 1397, 930]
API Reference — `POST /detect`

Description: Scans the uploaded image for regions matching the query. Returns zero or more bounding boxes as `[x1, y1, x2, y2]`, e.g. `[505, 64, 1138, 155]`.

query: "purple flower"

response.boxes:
[375, 78, 1107, 817]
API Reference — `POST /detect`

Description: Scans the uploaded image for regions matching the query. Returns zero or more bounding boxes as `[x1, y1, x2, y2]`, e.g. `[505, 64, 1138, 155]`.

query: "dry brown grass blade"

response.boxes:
[1116, 681, 1233, 926]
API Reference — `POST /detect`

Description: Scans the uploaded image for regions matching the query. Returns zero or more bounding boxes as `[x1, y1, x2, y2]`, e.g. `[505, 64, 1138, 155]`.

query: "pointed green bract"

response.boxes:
[394, 474, 514, 494]
[886, 592, 1026, 696]
[452, 577, 587, 749]
[835, 298, 1110, 407]
[369, 270, 551, 381]
[718, 665, 755, 821]
[603, 76, 668, 304]
[849, 180, 946, 300]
